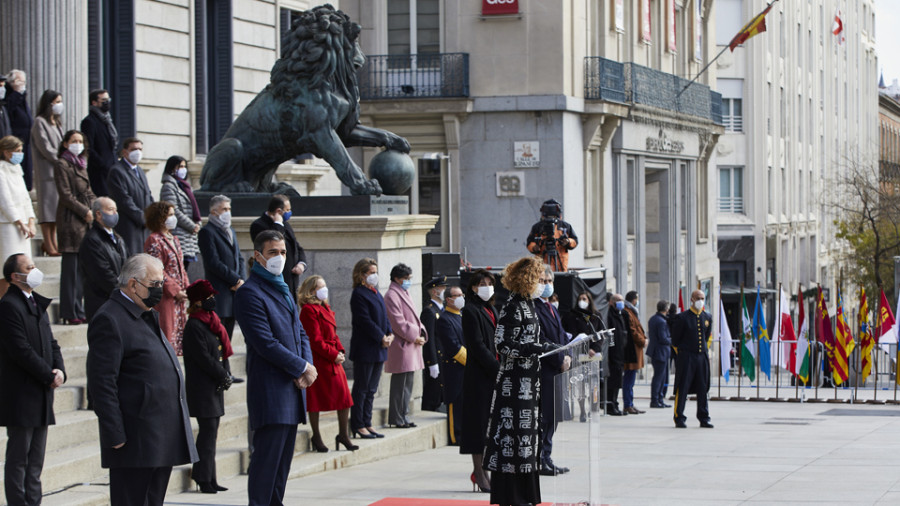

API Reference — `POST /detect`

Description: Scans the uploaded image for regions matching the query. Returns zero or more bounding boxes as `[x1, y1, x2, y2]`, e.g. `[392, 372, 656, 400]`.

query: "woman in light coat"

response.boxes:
[159, 155, 201, 274]
[31, 89, 65, 256]
[0, 135, 35, 297]
[383, 263, 427, 428]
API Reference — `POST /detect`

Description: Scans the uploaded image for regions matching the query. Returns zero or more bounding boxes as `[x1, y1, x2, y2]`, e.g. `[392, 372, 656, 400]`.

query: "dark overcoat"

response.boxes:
[55, 156, 96, 253]
[197, 223, 244, 318]
[79, 222, 128, 320]
[182, 317, 231, 418]
[646, 312, 672, 363]
[435, 309, 465, 404]
[80, 110, 118, 197]
[671, 309, 712, 395]
[349, 285, 392, 363]
[562, 307, 605, 354]
[459, 294, 499, 455]
[5, 86, 32, 188]
[86, 291, 198, 468]
[535, 299, 568, 420]
[249, 213, 306, 298]
[107, 158, 153, 256]
[0, 285, 65, 427]
[420, 299, 443, 409]
[234, 272, 313, 430]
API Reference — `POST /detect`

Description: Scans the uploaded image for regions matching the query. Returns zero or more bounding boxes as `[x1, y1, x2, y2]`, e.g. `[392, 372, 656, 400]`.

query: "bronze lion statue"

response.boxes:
[199, 4, 409, 195]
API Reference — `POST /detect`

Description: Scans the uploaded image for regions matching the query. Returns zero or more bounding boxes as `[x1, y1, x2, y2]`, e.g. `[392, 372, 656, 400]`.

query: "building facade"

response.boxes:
[713, 0, 878, 301]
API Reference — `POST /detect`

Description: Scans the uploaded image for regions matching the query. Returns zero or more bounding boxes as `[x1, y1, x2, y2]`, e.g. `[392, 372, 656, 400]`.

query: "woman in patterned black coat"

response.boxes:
[483, 256, 552, 506]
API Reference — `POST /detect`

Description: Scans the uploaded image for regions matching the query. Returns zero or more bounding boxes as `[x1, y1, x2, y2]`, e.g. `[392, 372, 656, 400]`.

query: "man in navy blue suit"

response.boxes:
[647, 299, 673, 408]
[235, 230, 317, 506]
[197, 195, 244, 338]
[534, 265, 572, 477]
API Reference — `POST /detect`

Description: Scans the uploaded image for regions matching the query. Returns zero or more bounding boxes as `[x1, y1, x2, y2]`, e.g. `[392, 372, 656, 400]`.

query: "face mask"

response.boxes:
[259, 252, 285, 276]
[201, 297, 217, 311]
[283, 210, 292, 221]
[101, 211, 119, 228]
[541, 283, 554, 299]
[165, 215, 177, 230]
[316, 287, 328, 301]
[9, 152, 24, 165]
[136, 280, 163, 308]
[99, 101, 111, 113]
[17, 268, 44, 289]
[127, 149, 142, 165]
[578, 300, 589, 310]
[401, 279, 412, 291]
[551, 301, 559, 309]
[634, 301, 640, 309]
[453, 296, 466, 310]
[477, 285, 494, 301]
[694, 299, 705, 311]
[218, 210, 232, 227]
[532, 283, 545, 299]
[51, 102, 64, 115]
[366, 273, 379, 287]
[67, 142, 84, 156]
[0, 87, 6, 100]
[15, 84, 25, 94]
[615, 301, 625, 311]
[175, 167, 188, 179]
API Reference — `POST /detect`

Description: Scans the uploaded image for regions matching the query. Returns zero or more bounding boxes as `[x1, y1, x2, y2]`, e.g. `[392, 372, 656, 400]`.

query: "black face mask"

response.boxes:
[99, 101, 111, 113]
[201, 297, 216, 311]
[137, 281, 164, 309]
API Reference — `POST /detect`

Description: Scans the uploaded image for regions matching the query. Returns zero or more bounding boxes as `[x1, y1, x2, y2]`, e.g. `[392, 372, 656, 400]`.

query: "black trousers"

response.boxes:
[606, 363, 624, 410]
[4, 426, 47, 506]
[650, 357, 670, 405]
[421, 368, 443, 411]
[192, 416, 220, 483]
[109, 466, 172, 506]
[350, 360, 383, 430]
[248, 424, 296, 506]
[673, 353, 710, 424]
[59, 252, 85, 320]
[221, 316, 236, 339]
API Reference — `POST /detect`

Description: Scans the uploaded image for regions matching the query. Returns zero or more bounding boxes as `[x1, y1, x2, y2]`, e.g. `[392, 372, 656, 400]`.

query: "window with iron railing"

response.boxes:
[722, 98, 742, 132]
[718, 166, 744, 213]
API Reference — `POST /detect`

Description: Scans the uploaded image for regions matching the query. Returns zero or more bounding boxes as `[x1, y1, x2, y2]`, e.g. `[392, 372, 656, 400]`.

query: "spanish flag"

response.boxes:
[728, 1, 777, 52]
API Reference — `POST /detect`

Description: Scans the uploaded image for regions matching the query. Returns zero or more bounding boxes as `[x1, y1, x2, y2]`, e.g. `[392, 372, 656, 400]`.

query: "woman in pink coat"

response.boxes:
[144, 201, 189, 355]
[383, 263, 426, 428]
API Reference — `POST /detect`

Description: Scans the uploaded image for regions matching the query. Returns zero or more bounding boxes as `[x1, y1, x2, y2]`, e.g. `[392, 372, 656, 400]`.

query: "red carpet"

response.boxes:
[370, 499, 607, 506]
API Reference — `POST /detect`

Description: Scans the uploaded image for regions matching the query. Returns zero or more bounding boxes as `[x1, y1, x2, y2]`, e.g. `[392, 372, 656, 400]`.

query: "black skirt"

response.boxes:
[490, 471, 541, 506]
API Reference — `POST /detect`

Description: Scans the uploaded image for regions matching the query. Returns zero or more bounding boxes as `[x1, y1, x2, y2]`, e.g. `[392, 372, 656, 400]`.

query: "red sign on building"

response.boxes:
[483, 0, 519, 15]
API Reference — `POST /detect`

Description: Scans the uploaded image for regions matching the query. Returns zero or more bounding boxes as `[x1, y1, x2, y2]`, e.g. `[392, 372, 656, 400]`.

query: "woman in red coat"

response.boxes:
[298, 275, 357, 453]
[144, 201, 189, 355]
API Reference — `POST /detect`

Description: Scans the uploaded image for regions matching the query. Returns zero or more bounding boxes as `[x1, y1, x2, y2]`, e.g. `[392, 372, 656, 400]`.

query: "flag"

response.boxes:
[880, 289, 900, 352]
[752, 285, 771, 380]
[776, 286, 797, 372]
[832, 9, 845, 46]
[728, 1, 775, 52]
[859, 288, 874, 383]
[816, 285, 835, 361]
[719, 295, 734, 382]
[876, 289, 896, 341]
[832, 289, 855, 386]
[795, 286, 810, 382]
[678, 287, 685, 313]
[740, 287, 756, 381]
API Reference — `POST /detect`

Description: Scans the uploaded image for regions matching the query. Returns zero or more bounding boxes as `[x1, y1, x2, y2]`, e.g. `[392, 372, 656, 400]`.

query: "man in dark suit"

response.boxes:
[5, 70, 33, 189]
[0, 76, 12, 138]
[0, 254, 65, 506]
[435, 285, 466, 445]
[79, 197, 128, 321]
[534, 266, 571, 476]
[107, 137, 153, 256]
[86, 254, 197, 505]
[234, 230, 317, 506]
[647, 299, 673, 408]
[249, 195, 306, 299]
[198, 195, 244, 338]
[80, 89, 118, 197]
[606, 293, 629, 416]
[670, 290, 713, 429]
[419, 276, 446, 412]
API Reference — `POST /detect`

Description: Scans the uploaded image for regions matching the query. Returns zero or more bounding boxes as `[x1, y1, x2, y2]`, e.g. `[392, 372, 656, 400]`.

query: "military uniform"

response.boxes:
[435, 307, 465, 445]
[670, 308, 712, 426]
[420, 282, 445, 412]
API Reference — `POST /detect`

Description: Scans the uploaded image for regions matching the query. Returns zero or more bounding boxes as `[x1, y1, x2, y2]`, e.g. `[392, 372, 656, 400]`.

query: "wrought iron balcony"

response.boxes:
[584, 57, 627, 102]
[358, 53, 469, 100]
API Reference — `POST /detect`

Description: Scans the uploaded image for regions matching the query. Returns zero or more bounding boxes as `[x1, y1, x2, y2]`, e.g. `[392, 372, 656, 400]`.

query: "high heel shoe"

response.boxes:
[212, 482, 228, 492]
[469, 472, 490, 493]
[367, 427, 385, 438]
[310, 435, 329, 453]
[195, 480, 217, 494]
[352, 428, 376, 439]
[335, 434, 359, 451]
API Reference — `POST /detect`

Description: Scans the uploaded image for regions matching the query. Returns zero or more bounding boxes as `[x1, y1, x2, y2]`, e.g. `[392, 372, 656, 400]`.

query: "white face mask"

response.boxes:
[551, 301, 559, 309]
[51, 102, 64, 116]
[578, 300, 589, 310]
[694, 299, 705, 311]
[175, 167, 188, 179]
[259, 252, 285, 276]
[366, 273, 379, 287]
[453, 296, 465, 310]
[316, 287, 329, 301]
[67, 142, 84, 156]
[164, 215, 177, 230]
[477, 285, 494, 301]
[218, 210, 232, 227]
[532, 283, 545, 299]
[127, 149, 142, 165]
[0, 87, 6, 100]
[18, 268, 44, 289]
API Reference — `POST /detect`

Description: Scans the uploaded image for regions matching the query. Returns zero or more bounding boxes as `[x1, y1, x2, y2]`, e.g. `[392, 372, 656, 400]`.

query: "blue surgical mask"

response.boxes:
[9, 152, 24, 165]
[541, 283, 554, 299]
[401, 279, 412, 291]
[283, 210, 292, 221]
[615, 301, 625, 311]
[102, 211, 119, 228]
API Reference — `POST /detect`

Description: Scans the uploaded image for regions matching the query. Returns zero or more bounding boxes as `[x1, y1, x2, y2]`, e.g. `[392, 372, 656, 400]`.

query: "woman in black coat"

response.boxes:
[182, 279, 233, 494]
[562, 291, 606, 421]
[459, 269, 499, 493]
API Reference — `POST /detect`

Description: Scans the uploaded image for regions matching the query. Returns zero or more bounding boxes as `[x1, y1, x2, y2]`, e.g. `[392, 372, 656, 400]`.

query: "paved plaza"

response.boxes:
[152, 384, 900, 506]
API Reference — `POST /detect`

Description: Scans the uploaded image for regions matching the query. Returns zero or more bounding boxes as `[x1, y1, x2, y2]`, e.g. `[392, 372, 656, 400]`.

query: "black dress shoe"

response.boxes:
[554, 464, 570, 474]
[700, 421, 715, 428]
[675, 420, 687, 428]
[352, 429, 377, 439]
[649, 403, 662, 408]
[608, 407, 625, 416]
[230, 375, 245, 384]
[662, 403, 672, 408]
[195, 481, 217, 494]
[539, 464, 558, 476]
[213, 482, 228, 492]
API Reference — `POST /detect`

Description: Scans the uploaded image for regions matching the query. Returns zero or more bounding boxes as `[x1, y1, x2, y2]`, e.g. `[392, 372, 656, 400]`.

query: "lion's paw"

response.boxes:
[386, 135, 411, 154]
[351, 178, 383, 196]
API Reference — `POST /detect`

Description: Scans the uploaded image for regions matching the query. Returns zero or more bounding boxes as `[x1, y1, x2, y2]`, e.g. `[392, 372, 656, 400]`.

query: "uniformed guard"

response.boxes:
[670, 289, 714, 428]
[435, 285, 466, 445]
[420, 276, 447, 411]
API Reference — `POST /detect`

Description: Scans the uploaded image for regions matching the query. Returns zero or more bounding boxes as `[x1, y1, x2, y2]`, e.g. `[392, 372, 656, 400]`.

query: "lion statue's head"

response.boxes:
[271, 4, 362, 105]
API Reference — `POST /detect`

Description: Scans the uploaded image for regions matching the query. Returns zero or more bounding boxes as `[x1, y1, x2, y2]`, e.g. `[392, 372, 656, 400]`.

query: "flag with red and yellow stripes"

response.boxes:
[832, 289, 855, 386]
[728, 1, 776, 52]
[859, 288, 874, 383]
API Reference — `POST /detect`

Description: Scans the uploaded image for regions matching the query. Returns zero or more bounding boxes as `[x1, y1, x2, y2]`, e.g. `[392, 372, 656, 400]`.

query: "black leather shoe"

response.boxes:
[195, 481, 217, 494]
[213, 482, 228, 492]
[700, 421, 714, 428]
[554, 464, 570, 474]
[539, 464, 558, 476]
[608, 407, 625, 416]
[675, 420, 687, 428]
[230, 375, 245, 384]
[662, 403, 673, 408]
[649, 403, 662, 408]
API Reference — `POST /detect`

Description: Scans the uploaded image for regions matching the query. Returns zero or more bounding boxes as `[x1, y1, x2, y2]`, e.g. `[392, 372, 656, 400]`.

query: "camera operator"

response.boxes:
[526, 199, 578, 272]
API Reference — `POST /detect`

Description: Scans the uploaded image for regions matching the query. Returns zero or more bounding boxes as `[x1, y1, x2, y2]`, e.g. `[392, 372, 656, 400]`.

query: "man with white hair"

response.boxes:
[198, 195, 244, 338]
[87, 254, 197, 505]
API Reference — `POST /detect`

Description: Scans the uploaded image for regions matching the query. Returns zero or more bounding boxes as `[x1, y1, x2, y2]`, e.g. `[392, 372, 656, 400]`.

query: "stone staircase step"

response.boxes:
[0, 410, 97, 456]
[51, 324, 88, 350]
[0, 441, 105, 498]
[33, 256, 63, 276]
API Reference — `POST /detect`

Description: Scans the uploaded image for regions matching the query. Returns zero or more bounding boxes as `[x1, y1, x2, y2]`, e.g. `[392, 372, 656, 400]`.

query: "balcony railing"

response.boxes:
[718, 196, 744, 214]
[584, 58, 724, 125]
[358, 53, 469, 100]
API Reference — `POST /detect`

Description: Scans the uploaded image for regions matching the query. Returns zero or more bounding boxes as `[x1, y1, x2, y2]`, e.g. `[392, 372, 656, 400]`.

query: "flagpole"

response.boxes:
[774, 282, 782, 401]
[853, 295, 860, 404]
[794, 285, 801, 402]
[756, 284, 761, 400]
[716, 284, 722, 399]
[872, 288, 879, 403]
[737, 285, 744, 400]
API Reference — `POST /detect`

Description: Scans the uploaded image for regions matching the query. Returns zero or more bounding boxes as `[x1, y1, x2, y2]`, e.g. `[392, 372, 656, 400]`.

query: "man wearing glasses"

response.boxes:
[87, 254, 198, 505]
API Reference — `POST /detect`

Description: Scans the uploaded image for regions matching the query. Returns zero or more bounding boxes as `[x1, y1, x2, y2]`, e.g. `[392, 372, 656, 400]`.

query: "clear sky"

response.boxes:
[876, 0, 900, 86]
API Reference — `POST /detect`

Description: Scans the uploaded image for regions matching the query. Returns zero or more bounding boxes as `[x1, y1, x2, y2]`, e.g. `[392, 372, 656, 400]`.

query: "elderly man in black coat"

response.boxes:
[80, 89, 118, 197]
[87, 254, 198, 506]
[0, 254, 65, 506]
[249, 194, 306, 298]
[198, 195, 244, 338]
[79, 197, 128, 321]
